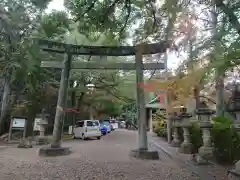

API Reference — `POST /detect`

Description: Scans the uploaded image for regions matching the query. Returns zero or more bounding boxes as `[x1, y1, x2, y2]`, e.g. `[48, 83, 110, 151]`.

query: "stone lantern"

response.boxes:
[179, 108, 193, 154]
[35, 109, 49, 145]
[171, 112, 181, 147]
[195, 108, 215, 164]
[227, 84, 240, 180]
[40, 109, 49, 136]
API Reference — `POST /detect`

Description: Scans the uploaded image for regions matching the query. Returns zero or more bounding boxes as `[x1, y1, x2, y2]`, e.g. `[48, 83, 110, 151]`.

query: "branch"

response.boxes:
[101, 0, 121, 23]
[199, 95, 216, 104]
[215, 0, 240, 35]
[105, 88, 135, 103]
[119, 0, 131, 36]
[95, 78, 134, 102]
[74, 0, 98, 22]
[146, 0, 157, 32]
[83, 0, 98, 16]
[95, 78, 120, 89]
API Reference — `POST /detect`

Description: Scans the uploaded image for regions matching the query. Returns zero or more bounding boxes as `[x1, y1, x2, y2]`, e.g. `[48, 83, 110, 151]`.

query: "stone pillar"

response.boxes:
[179, 112, 193, 154]
[130, 44, 159, 160]
[39, 125, 45, 137]
[171, 115, 181, 147]
[51, 53, 71, 148]
[149, 109, 153, 132]
[195, 108, 214, 164]
[167, 115, 173, 144]
[135, 44, 148, 150]
[38, 54, 71, 156]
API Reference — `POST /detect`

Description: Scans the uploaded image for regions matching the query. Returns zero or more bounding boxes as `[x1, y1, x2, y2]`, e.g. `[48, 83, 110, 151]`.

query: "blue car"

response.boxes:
[99, 120, 111, 134]
[100, 125, 108, 135]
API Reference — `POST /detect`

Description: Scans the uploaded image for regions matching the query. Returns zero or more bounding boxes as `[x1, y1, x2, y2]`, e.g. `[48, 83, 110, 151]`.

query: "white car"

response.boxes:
[110, 120, 118, 130]
[73, 120, 101, 140]
[120, 121, 126, 128]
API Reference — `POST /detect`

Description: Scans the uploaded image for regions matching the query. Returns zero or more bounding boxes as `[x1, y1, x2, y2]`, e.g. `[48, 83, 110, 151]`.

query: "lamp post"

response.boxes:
[195, 108, 215, 164]
[227, 84, 240, 180]
[86, 84, 95, 120]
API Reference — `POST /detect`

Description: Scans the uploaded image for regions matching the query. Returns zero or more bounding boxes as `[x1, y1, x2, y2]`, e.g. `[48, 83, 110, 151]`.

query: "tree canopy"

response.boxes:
[0, 0, 240, 134]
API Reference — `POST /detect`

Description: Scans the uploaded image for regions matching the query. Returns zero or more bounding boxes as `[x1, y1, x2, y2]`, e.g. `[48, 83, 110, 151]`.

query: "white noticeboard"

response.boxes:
[68, 125, 73, 135]
[12, 118, 26, 129]
[33, 118, 41, 131]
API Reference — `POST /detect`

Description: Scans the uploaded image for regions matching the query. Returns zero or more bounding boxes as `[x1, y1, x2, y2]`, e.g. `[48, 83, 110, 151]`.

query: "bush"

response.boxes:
[158, 116, 240, 164]
[154, 116, 240, 164]
[211, 116, 240, 164]
[153, 126, 167, 139]
[185, 116, 240, 164]
[189, 122, 202, 153]
[158, 128, 167, 139]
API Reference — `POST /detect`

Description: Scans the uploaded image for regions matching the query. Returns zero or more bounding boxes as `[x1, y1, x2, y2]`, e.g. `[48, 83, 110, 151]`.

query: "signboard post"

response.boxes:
[8, 117, 26, 141]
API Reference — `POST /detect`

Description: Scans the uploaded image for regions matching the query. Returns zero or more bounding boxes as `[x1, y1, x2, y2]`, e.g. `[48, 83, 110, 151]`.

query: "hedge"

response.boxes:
[153, 116, 240, 164]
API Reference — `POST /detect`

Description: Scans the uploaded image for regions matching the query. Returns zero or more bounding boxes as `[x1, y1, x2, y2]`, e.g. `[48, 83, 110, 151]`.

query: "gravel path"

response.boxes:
[150, 133, 230, 180]
[0, 129, 200, 180]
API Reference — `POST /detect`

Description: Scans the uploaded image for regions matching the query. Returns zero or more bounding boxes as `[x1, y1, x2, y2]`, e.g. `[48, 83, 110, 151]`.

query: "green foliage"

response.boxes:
[188, 117, 240, 164]
[212, 116, 240, 164]
[153, 126, 167, 139]
[154, 116, 240, 164]
[189, 123, 202, 153]
[212, 116, 232, 127]
[92, 96, 122, 117]
[39, 11, 71, 38]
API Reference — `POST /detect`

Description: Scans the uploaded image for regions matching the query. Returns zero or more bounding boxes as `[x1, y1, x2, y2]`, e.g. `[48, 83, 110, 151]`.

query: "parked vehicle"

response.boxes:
[110, 120, 118, 130]
[100, 124, 108, 135]
[120, 121, 126, 128]
[110, 123, 114, 131]
[73, 120, 101, 140]
[99, 120, 111, 133]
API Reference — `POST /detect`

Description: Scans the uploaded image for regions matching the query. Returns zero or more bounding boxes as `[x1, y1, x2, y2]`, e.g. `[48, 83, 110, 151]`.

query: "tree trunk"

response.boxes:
[51, 54, 72, 148]
[0, 75, 11, 134]
[89, 106, 94, 119]
[26, 108, 37, 137]
[212, 1, 225, 117]
[215, 72, 225, 116]
[193, 86, 200, 109]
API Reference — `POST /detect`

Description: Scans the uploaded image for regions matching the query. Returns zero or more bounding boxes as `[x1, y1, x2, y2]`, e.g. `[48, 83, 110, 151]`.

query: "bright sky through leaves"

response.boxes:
[46, 0, 184, 70]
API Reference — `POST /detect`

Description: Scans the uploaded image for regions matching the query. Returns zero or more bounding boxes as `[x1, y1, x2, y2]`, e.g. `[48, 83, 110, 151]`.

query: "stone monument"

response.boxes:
[35, 109, 49, 145]
[171, 112, 181, 147]
[179, 108, 193, 154]
[195, 108, 215, 164]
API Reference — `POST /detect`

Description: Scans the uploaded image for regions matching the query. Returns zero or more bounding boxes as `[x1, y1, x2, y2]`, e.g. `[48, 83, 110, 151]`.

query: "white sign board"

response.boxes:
[33, 118, 41, 131]
[68, 125, 73, 135]
[12, 118, 26, 128]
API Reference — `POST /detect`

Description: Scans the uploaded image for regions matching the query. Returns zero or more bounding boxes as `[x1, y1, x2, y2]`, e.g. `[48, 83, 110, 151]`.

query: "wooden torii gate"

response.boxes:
[36, 39, 169, 158]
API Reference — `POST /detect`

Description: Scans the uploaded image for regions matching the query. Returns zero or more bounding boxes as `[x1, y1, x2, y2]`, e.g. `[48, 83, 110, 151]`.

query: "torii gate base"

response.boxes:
[36, 39, 168, 159]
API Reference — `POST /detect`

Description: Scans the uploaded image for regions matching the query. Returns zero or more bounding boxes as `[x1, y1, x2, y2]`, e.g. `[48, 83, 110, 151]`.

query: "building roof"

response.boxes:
[145, 95, 165, 109]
